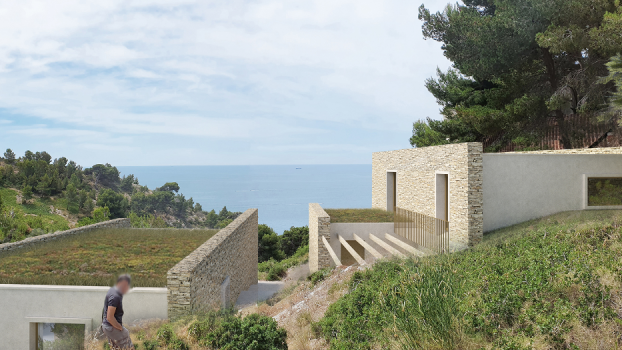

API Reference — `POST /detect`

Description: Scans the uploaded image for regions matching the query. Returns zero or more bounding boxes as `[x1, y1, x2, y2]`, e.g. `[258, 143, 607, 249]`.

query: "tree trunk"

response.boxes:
[542, 48, 573, 149]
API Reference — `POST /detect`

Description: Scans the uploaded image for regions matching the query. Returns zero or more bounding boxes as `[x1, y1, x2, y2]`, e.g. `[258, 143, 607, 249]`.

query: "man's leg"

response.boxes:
[103, 325, 135, 350]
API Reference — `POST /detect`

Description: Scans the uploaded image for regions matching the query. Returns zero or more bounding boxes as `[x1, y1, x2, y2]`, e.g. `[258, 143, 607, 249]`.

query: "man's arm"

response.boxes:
[106, 306, 123, 331]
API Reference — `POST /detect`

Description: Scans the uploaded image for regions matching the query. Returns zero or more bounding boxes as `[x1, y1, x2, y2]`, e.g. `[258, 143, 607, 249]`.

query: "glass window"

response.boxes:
[37, 323, 85, 350]
[587, 177, 622, 206]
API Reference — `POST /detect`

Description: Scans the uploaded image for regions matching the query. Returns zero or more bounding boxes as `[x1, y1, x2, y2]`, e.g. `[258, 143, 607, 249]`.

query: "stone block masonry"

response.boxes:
[167, 208, 258, 319]
[0, 218, 130, 255]
[372, 143, 483, 246]
[309, 203, 331, 273]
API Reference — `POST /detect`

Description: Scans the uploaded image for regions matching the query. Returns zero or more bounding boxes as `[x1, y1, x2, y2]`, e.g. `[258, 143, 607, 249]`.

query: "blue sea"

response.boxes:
[118, 165, 371, 234]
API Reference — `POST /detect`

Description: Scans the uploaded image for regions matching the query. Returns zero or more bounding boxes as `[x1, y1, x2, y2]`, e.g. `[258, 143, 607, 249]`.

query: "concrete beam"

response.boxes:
[369, 234, 406, 258]
[322, 236, 341, 266]
[338, 235, 366, 265]
[384, 233, 425, 257]
[352, 234, 384, 259]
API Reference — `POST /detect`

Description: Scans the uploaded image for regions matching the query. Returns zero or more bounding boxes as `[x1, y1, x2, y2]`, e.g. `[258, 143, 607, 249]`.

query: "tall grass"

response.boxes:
[319, 210, 622, 349]
[385, 260, 460, 350]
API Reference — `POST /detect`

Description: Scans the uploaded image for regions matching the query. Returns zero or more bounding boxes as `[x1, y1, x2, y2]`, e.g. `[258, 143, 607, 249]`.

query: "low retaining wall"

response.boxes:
[0, 284, 167, 350]
[309, 203, 331, 273]
[0, 218, 131, 254]
[167, 208, 258, 319]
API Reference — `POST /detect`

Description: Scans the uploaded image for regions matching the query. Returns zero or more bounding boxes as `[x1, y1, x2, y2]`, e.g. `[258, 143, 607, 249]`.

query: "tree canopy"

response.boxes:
[413, 0, 622, 150]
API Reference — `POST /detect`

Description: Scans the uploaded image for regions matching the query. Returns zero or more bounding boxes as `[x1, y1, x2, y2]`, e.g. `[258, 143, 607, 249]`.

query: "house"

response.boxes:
[0, 210, 259, 350]
[310, 143, 622, 272]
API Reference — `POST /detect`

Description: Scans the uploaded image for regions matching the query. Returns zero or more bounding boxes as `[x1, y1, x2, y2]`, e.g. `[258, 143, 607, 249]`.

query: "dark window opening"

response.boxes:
[588, 177, 622, 206]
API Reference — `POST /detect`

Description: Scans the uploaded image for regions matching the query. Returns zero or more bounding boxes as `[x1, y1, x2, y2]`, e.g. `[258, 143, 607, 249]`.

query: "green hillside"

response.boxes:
[0, 150, 240, 243]
[0, 187, 71, 242]
[319, 210, 622, 349]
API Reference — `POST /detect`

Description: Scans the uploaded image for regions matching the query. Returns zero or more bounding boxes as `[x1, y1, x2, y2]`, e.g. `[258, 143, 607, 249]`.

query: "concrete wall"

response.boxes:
[0, 218, 131, 255]
[372, 143, 483, 246]
[309, 203, 331, 273]
[0, 284, 166, 350]
[167, 209, 258, 319]
[483, 153, 622, 232]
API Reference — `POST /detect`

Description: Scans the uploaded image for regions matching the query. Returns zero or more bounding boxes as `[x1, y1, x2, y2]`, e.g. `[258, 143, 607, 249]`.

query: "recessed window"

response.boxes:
[587, 177, 622, 206]
[37, 323, 85, 350]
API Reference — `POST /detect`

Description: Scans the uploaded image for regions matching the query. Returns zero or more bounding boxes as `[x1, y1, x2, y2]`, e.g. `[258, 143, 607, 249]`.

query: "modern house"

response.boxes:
[310, 142, 622, 272]
[0, 210, 259, 350]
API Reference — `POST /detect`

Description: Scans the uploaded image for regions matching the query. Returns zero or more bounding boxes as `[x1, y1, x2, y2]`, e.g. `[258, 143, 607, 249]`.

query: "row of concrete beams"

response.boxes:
[322, 232, 425, 268]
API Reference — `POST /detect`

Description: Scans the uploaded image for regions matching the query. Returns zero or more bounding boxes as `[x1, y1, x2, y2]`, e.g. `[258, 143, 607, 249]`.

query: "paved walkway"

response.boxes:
[235, 281, 285, 309]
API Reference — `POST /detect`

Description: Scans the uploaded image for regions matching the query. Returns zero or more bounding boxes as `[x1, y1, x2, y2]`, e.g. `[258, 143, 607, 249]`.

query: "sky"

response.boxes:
[0, 0, 451, 166]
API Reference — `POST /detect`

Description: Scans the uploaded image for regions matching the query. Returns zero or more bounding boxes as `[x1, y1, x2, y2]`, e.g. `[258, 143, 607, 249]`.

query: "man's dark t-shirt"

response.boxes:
[103, 287, 124, 326]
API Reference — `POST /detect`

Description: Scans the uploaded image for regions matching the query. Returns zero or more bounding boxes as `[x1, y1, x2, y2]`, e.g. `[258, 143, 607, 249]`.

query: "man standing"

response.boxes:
[102, 275, 135, 350]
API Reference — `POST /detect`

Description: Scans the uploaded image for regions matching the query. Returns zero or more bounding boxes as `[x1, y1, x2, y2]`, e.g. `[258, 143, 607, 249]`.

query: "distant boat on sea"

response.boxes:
[296, 167, 302, 169]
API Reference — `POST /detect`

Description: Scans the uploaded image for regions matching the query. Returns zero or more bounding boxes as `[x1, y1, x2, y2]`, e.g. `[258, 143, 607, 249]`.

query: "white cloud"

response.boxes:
[0, 0, 451, 165]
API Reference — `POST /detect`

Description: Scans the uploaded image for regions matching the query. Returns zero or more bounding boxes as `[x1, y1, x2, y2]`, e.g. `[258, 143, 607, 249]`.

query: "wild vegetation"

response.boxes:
[318, 210, 622, 349]
[325, 208, 394, 223]
[257, 225, 310, 281]
[0, 149, 240, 243]
[411, 0, 622, 151]
[0, 228, 216, 287]
[0, 187, 70, 241]
[88, 311, 288, 350]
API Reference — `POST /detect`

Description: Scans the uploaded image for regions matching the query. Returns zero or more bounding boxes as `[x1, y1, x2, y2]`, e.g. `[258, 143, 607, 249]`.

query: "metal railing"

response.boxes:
[394, 207, 449, 254]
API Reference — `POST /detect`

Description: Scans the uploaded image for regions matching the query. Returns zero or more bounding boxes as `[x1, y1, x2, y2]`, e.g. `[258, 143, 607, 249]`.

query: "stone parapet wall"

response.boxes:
[309, 203, 331, 273]
[167, 209, 258, 320]
[0, 218, 131, 255]
[372, 143, 483, 246]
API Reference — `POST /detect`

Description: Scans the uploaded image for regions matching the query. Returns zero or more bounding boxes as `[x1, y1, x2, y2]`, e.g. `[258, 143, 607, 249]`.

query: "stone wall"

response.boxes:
[309, 203, 331, 273]
[372, 143, 483, 246]
[0, 218, 130, 255]
[167, 209, 258, 319]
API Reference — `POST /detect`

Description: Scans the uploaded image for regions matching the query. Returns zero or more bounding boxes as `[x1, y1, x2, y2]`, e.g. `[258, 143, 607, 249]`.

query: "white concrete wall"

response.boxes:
[0, 284, 167, 350]
[330, 223, 415, 259]
[483, 153, 622, 232]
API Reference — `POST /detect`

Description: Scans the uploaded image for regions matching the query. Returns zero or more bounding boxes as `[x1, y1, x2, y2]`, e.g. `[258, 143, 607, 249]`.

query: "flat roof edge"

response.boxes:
[0, 284, 167, 293]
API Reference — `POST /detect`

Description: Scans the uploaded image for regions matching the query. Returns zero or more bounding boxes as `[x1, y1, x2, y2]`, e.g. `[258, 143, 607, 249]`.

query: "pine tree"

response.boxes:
[3, 149, 15, 164]
[22, 185, 33, 200]
[603, 54, 622, 112]
[65, 183, 79, 214]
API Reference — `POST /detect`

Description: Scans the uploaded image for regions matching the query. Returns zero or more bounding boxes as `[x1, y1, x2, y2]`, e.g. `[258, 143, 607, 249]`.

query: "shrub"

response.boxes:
[156, 324, 176, 344]
[77, 206, 110, 227]
[154, 323, 189, 349]
[280, 226, 309, 257]
[258, 245, 309, 281]
[97, 189, 128, 219]
[217, 218, 233, 228]
[30, 228, 46, 236]
[307, 268, 332, 285]
[267, 264, 287, 281]
[258, 224, 284, 262]
[203, 313, 287, 350]
[129, 212, 168, 228]
[141, 339, 159, 350]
